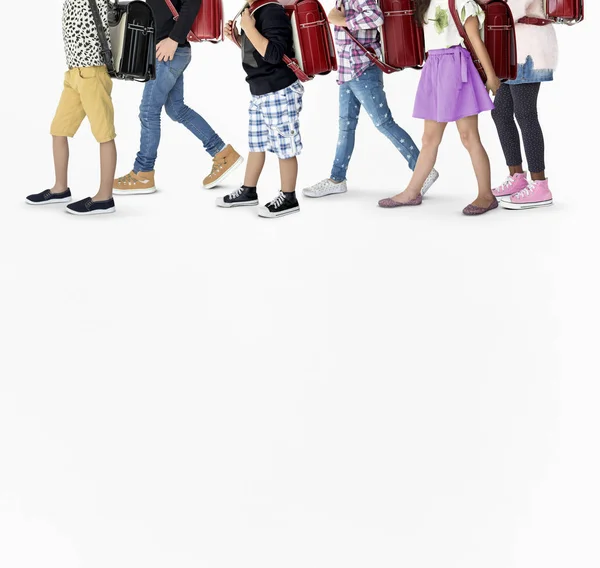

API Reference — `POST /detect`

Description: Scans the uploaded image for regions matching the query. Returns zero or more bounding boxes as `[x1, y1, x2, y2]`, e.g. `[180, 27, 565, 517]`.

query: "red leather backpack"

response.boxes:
[343, 0, 425, 74]
[233, 0, 337, 82]
[519, 0, 584, 26]
[449, 0, 517, 83]
[164, 0, 224, 42]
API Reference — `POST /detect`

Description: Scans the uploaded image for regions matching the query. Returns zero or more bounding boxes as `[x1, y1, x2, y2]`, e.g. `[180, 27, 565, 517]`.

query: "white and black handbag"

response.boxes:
[88, 0, 156, 81]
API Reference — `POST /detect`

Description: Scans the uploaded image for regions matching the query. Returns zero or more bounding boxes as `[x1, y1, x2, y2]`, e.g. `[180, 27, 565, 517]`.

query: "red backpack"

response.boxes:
[343, 0, 425, 74]
[519, 0, 584, 25]
[233, 0, 337, 82]
[449, 0, 517, 83]
[164, 0, 224, 42]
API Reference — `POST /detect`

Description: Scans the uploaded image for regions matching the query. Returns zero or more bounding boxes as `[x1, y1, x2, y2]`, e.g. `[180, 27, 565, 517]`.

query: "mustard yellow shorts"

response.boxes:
[50, 66, 116, 143]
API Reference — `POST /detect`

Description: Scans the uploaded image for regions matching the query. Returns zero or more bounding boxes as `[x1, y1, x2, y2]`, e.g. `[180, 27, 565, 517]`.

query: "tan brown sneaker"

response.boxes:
[203, 145, 243, 189]
[113, 170, 156, 195]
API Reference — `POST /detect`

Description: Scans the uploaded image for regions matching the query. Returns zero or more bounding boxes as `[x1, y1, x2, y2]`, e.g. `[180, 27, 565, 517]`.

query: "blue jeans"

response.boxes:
[134, 47, 225, 173]
[331, 66, 420, 182]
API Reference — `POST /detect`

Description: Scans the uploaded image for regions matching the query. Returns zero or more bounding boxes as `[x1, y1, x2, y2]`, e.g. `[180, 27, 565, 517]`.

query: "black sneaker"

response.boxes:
[66, 197, 116, 216]
[257, 191, 300, 218]
[216, 186, 259, 208]
[26, 188, 72, 205]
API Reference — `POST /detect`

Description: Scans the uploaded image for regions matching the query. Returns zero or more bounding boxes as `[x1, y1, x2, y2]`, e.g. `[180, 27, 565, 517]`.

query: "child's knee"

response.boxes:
[373, 115, 393, 132]
[514, 107, 538, 124]
[339, 115, 358, 132]
[459, 129, 480, 150]
[422, 131, 442, 149]
[165, 102, 186, 122]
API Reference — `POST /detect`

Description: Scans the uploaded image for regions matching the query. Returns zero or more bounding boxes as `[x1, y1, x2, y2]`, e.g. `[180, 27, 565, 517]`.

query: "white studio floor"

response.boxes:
[1, 2, 599, 568]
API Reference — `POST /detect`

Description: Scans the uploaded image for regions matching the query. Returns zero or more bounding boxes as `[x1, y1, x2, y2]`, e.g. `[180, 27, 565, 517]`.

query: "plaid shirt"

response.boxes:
[334, 0, 384, 84]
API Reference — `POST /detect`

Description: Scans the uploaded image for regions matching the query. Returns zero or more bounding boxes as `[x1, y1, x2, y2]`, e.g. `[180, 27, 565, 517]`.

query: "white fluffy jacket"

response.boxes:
[508, 0, 559, 70]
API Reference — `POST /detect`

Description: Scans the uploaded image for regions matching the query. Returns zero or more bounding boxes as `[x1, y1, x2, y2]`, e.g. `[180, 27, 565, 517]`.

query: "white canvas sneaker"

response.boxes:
[421, 169, 439, 195]
[302, 178, 348, 198]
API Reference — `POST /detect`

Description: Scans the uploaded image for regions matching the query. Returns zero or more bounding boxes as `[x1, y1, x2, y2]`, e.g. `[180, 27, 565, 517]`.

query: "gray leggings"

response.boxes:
[491, 82, 545, 173]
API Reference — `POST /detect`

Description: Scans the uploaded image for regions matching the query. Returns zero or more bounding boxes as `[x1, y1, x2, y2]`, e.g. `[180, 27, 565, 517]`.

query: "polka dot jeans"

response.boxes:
[330, 65, 420, 182]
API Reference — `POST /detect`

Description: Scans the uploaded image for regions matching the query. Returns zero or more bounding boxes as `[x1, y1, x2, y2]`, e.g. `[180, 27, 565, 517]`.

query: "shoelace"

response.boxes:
[495, 176, 515, 193]
[229, 187, 244, 199]
[514, 183, 535, 199]
[269, 192, 286, 209]
[119, 173, 136, 184]
[314, 180, 335, 193]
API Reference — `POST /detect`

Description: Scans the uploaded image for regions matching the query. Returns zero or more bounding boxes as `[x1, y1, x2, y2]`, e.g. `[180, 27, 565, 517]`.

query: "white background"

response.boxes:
[1, 1, 599, 567]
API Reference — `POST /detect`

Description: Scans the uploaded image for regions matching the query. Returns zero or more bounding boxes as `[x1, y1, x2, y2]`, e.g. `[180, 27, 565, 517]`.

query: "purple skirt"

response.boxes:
[413, 45, 494, 123]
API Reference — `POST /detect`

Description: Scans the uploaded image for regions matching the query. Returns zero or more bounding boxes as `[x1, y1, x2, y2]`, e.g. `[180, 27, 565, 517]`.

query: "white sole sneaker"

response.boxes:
[113, 187, 156, 195]
[215, 197, 258, 208]
[494, 193, 516, 202]
[302, 180, 348, 198]
[26, 196, 72, 205]
[204, 156, 244, 189]
[421, 169, 439, 196]
[257, 205, 300, 218]
[66, 206, 116, 216]
[500, 198, 553, 210]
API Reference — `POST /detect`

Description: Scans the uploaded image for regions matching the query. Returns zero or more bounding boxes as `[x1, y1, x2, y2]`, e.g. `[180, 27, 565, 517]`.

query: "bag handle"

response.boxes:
[448, 0, 486, 83]
[88, 0, 115, 76]
[231, 1, 311, 82]
[517, 16, 552, 25]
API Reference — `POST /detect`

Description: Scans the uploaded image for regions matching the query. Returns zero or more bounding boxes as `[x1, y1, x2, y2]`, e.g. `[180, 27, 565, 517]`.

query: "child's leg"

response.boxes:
[511, 83, 545, 180]
[133, 61, 180, 174]
[244, 152, 266, 187]
[389, 120, 446, 203]
[456, 115, 494, 206]
[491, 84, 524, 175]
[164, 53, 226, 157]
[48, 71, 85, 193]
[330, 85, 361, 182]
[95, 140, 117, 201]
[279, 157, 297, 193]
[353, 67, 420, 170]
[52, 136, 69, 193]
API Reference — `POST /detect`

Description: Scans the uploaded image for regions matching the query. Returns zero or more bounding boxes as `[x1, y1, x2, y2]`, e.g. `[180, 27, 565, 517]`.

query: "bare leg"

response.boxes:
[391, 120, 446, 203]
[94, 140, 117, 201]
[509, 164, 525, 176]
[279, 157, 298, 193]
[456, 115, 495, 208]
[531, 170, 546, 181]
[52, 136, 69, 193]
[244, 152, 266, 187]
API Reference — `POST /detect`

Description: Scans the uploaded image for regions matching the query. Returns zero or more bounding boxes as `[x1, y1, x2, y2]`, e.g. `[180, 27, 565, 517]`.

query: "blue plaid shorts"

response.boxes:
[248, 81, 304, 159]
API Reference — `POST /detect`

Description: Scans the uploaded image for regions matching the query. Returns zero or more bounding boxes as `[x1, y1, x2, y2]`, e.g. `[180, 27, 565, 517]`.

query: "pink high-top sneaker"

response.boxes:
[492, 172, 528, 200]
[500, 179, 553, 210]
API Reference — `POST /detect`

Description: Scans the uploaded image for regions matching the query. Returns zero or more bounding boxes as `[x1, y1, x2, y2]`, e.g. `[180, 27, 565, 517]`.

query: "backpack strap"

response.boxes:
[342, 29, 399, 74]
[164, 0, 180, 20]
[88, 0, 115, 76]
[518, 16, 552, 25]
[336, 0, 400, 75]
[164, 0, 204, 42]
[448, 0, 486, 83]
[232, 1, 311, 82]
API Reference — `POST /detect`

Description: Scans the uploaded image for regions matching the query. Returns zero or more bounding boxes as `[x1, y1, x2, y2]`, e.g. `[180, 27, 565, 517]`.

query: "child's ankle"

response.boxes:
[93, 192, 113, 202]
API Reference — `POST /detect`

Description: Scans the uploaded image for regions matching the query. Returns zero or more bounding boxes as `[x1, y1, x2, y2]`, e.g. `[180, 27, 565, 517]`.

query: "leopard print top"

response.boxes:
[62, 0, 111, 68]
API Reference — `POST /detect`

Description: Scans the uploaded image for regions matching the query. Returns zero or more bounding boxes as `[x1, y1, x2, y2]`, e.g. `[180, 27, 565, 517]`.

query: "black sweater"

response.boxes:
[147, 0, 201, 46]
[241, 3, 297, 96]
